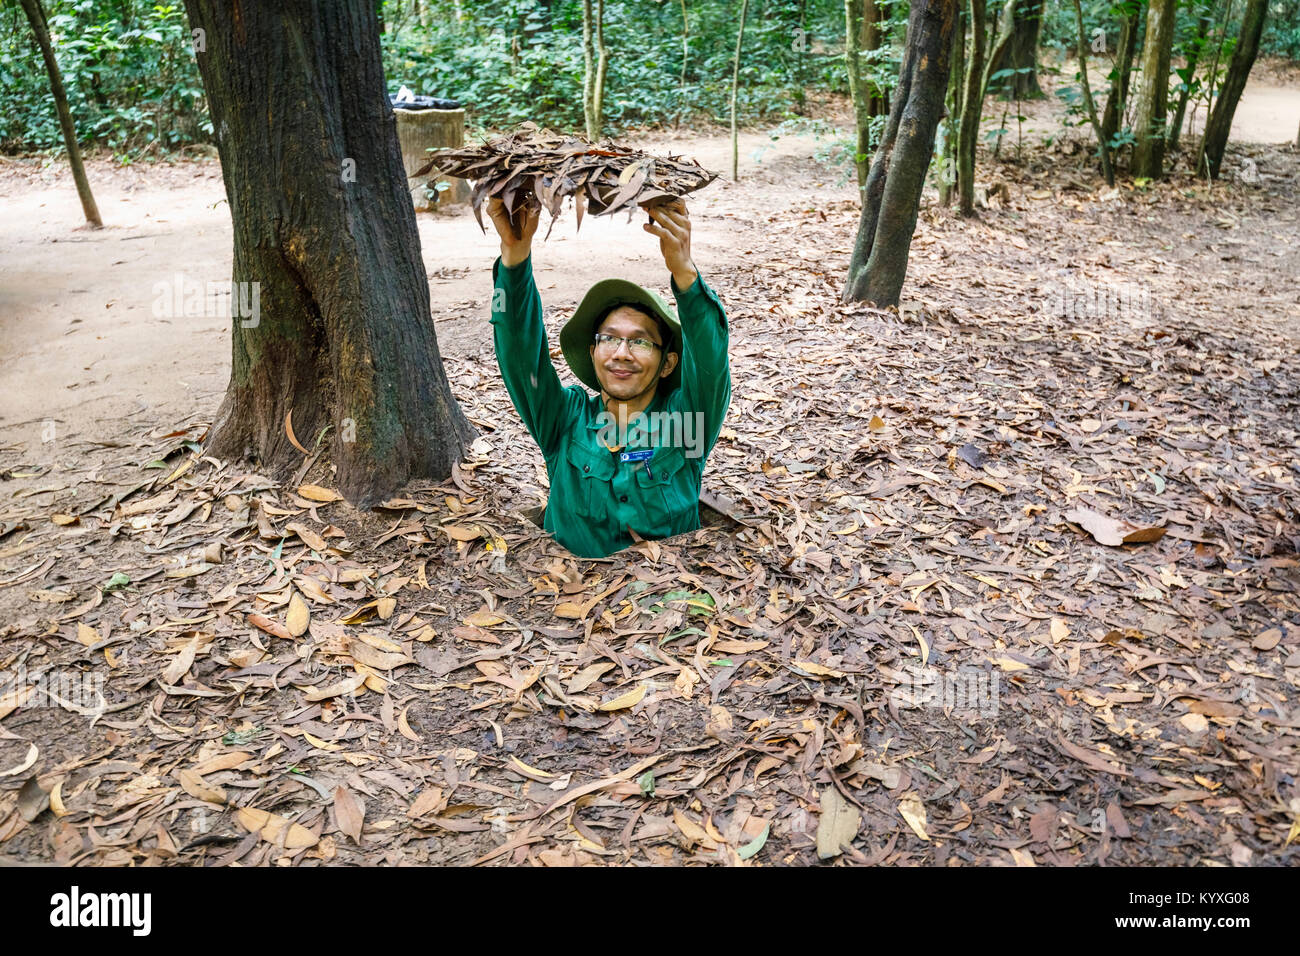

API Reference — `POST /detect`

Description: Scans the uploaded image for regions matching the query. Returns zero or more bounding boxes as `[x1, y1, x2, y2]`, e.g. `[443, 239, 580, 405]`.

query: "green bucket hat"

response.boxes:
[560, 278, 683, 395]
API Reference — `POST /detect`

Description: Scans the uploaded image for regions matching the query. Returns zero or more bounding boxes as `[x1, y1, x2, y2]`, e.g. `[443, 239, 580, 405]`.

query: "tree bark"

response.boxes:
[1131, 0, 1177, 179]
[843, 0, 957, 308]
[956, 0, 986, 216]
[1100, 3, 1142, 153]
[1199, 0, 1267, 178]
[182, 0, 474, 507]
[990, 0, 1043, 97]
[20, 0, 102, 228]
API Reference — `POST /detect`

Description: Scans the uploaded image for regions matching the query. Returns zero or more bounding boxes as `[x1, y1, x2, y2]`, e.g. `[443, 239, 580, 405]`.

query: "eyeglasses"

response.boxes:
[593, 333, 663, 359]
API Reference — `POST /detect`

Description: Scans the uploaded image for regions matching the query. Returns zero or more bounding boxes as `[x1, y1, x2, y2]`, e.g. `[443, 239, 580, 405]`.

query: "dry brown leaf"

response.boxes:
[598, 683, 647, 712]
[298, 484, 342, 503]
[897, 791, 930, 841]
[300, 673, 367, 702]
[334, 786, 365, 845]
[237, 807, 318, 848]
[177, 769, 227, 805]
[286, 522, 328, 553]
[815, 786, 860, 859]
[286, 592, 311, 638]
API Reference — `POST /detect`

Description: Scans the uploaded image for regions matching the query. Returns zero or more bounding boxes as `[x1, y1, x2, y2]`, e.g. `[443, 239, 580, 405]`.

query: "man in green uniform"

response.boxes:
[487, 193, 730, 558]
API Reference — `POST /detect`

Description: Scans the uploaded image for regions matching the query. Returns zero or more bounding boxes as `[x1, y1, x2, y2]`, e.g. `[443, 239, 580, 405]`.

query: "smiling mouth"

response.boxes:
[608, 368, 637, 379]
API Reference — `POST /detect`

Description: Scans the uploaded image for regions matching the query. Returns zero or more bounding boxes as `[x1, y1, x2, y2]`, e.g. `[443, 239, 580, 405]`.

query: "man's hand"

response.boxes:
[488, 194, 540, 267]
[642, 198, 698, 291]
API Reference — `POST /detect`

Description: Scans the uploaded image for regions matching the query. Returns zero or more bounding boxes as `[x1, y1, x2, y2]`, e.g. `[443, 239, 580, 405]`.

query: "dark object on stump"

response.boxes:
[413, 120, 718, 239]
[388, 93, 462, 111]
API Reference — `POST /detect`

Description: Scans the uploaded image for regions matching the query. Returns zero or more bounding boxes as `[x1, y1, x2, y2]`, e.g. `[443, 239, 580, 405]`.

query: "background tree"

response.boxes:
[1199, 0, 1268, 178]
[843, 0, 957, 307]
[18, 0, 101, 227]
[730, 0, 751, 180]
[1100, 0, 1143, 155]
[582, 0, 609, 139]
[988, 0, 1043, 97]
[182, 0, 474, 506]
[955, 0, 987, 215]
[1072, 0, 1115, 183]
[1167, 0, 1216, 152]
[845, 0, 888, 192]
[1131, 0, 1177, 178]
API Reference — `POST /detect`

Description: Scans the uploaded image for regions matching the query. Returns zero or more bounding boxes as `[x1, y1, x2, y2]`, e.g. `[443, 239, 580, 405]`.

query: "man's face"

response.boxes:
[590, 305, 679, 401]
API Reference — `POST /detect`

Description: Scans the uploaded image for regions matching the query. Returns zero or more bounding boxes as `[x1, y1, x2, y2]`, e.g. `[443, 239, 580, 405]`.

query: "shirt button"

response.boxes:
[583, 465, 590, 473]
[620, 494, 628, 503]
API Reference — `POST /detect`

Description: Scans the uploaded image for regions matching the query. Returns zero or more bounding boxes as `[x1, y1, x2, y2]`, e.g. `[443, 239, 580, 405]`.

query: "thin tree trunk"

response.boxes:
[1071, 0, 1114, 185]
[795, 0, 807, 113]
[20, 0, 102, 228]
[844, 0, 958, 308]
[182, 0, 474, 506]
[582, 0, 596, 139]
[1100, 4, 1141, 152]
[939, 4, 965, 206]
[956, 0, 986, 216]
[1131, 0, 1177, 179]
[1168, 6, 1215, 151]
[731, 0, 751, 181]
[863, 0, 887, 117]
[981, 0, 1017, 93]
[677, 0, 689, 128]
[1199, 0, 1267, 178]
[593, 0, 608, 135]
[845, 0, 883, 192]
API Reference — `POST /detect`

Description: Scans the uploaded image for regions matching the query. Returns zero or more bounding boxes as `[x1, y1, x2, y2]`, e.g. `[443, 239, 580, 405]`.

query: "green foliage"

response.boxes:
[1, 0, 915, 155]
[1262, 0, 1300, 59]
[1, 0, 208, 153]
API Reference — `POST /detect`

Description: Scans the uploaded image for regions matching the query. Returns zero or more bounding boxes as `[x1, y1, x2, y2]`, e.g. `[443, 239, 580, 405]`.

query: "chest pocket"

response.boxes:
[564, 440, 615, 517]
[633, 446, 698, 535]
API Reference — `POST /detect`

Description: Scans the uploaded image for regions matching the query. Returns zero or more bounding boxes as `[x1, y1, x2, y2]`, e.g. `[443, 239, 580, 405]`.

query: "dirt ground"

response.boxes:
[0, 68, 1297, 867]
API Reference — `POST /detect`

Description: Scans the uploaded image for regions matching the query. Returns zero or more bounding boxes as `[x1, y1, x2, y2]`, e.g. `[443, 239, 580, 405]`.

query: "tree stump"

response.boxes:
[394, 107, 472, 211]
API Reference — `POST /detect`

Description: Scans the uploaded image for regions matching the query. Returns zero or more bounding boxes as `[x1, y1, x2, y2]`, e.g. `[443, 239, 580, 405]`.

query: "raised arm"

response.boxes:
[644, 199, 731, 455]
[488, 196, 580, 461]
[670, 270, 731, 455]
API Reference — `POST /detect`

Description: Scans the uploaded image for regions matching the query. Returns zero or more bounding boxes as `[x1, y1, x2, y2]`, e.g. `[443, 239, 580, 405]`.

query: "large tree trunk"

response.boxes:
[1100, 4, 1142, 154]
[956, 0, 986, 216]
[990, 0, 1043, 98]
[183, 0, 474, 507]
[20, 0, 102, 228]
[1131, 0, 1177, 179]
[843, 0, 957, 308]
[1199, 0, 1267, 179]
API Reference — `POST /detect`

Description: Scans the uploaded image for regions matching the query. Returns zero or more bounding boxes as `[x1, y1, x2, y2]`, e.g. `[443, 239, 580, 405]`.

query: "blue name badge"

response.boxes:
[619, 449, 654, 463]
